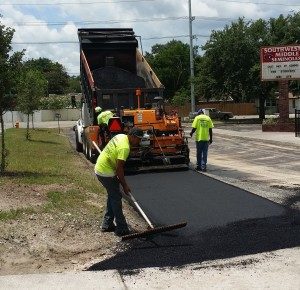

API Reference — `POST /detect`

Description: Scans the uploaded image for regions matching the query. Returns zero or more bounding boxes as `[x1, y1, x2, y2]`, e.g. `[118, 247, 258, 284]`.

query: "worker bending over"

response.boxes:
[94, 127, 144, 237]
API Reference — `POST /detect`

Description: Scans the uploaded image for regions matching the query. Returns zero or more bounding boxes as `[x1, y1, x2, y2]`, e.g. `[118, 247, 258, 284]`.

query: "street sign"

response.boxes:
[260, 45, 300, 81]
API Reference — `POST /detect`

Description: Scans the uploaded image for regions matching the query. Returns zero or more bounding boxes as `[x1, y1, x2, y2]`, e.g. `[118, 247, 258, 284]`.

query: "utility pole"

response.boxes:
[188, 0, 195, 113]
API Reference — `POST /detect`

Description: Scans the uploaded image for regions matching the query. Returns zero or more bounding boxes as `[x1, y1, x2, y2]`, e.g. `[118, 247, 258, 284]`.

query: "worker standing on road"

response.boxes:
[94, 127, 144, 237]
[190, 109, 214, 172]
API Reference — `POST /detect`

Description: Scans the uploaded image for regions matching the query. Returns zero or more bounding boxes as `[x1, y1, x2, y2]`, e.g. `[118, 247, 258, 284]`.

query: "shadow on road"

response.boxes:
[87, 211, 300, 272]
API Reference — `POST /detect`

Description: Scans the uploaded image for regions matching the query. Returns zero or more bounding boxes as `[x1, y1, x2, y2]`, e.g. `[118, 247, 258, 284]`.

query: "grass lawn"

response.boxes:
[0, 128, 104, 220]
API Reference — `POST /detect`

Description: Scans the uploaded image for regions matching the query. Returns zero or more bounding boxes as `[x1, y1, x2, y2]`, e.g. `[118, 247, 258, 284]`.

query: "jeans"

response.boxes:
[96, 175, 128, 232]
[196, 141, 209, 169]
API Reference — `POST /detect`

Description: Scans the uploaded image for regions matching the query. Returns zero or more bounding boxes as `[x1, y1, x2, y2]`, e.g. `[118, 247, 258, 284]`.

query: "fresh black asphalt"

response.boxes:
[88, 169, 300, 272]
[126, 169, 284, 234]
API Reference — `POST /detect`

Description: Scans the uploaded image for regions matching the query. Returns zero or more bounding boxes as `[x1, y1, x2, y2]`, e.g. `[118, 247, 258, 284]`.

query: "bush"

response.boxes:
[262, 117, 278, 125]
[39, 95, 71, 110]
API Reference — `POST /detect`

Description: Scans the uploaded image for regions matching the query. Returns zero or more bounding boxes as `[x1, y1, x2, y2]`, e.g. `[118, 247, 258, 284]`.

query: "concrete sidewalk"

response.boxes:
[0, 248, 299, 290]
[2, 121, 76, 130]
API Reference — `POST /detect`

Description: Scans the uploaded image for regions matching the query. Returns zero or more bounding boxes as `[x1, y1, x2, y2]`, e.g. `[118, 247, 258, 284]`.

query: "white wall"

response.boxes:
[3, 109, 81, 123]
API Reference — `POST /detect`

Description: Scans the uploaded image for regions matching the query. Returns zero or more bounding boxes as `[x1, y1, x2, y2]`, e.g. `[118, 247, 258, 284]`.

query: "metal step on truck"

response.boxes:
[74, 28, 189, 171]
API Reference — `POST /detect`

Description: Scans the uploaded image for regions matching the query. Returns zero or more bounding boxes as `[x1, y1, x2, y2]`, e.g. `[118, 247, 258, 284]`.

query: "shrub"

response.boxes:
[39, 95, 71, 110]
[262, 117, 278, 125]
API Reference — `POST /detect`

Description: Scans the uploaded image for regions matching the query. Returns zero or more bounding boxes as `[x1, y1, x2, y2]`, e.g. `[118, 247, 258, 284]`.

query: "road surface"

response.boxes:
[86, 125, 299, 271]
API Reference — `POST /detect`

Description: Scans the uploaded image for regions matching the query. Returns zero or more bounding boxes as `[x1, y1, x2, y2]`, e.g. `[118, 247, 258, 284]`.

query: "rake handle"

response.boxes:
[127, 192, 154, 229]
[93, 141, 155, 229]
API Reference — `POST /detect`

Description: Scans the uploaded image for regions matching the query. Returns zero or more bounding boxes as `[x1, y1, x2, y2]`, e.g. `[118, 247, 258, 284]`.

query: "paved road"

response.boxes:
[188, 124, 300, 186]
[126, 170, 284, 234]
[86, 125, 299, 272]
[1, 123, 299, 289]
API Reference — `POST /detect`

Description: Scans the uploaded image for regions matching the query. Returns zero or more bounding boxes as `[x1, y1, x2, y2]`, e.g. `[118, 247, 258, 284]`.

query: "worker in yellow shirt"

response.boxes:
[97, 109, 114, 126]
[190, 109, 214, 172]
[94, 127, 144, 237]
[95, 106, 114, 147]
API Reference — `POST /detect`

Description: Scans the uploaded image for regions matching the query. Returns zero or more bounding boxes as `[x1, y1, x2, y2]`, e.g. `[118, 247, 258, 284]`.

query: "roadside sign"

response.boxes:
[260, 45, 300, 81]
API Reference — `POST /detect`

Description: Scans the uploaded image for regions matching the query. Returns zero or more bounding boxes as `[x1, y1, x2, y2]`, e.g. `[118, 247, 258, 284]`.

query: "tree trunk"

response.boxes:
[11, 111, 14, 127]
[258, 95, 266, 120]
[0, 112, 6, 174]
[31, 113, 34, 129]
[26, 113, 30, 140]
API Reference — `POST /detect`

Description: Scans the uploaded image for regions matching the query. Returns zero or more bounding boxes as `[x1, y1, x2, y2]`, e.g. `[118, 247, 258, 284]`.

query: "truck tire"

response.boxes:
[90, 148, 98, 164]
[75, 130, 83, 152]
[84, 140, 89, 160]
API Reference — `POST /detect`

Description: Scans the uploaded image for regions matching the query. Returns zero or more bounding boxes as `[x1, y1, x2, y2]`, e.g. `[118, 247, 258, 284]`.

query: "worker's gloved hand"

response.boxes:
[189, 132, 193, 137]
[209, 139, 213, 144]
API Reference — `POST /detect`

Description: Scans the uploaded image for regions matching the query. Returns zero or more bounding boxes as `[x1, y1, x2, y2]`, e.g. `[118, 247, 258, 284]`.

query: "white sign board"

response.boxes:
[260, 45, 300, 81]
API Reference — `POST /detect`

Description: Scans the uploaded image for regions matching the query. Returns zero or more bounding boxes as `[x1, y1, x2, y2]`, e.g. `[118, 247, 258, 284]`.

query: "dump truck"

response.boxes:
[75, 28, 189, 171]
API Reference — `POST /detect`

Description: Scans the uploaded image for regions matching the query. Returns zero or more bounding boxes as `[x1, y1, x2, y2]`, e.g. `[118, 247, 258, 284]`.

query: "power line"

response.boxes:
[13, 41, 78, 44]
[143, 34, 210, 40]
[215, 0, 300, 6]
[9, 16, 189, 26]
[1, 0, 298, 6]
[11, 34, 210, 44]
[0, 0, 155, 6]
[7, 16, 236, 27]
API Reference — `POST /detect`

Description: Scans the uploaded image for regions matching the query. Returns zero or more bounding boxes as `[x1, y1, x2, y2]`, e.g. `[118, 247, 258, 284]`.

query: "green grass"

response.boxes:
[0, 207, 37, 221]
[1, 128, 103, 220]
[5, 128, 97, 188]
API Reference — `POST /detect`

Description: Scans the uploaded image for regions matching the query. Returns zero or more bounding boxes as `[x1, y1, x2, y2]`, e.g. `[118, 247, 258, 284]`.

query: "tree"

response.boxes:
[196, 18, 262, 102]
[17, 69, 47, 140]
[0, 17, 24, 174]
[194, 12, 300, 119]
[66, 75, 81, 94]
[25, 57, 69, 95]
[171, 88, 190, 106]
[145, 40, 194, 100]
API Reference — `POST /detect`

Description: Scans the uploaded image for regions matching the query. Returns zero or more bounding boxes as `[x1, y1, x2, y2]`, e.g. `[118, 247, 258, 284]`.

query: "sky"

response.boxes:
[0, 0, 299, 76]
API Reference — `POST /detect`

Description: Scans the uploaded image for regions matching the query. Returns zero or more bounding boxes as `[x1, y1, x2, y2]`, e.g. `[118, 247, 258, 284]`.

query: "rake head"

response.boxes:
[121, 221, 187, 241]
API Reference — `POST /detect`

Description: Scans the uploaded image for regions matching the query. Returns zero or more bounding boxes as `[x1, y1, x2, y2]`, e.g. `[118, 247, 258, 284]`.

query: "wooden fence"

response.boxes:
[165, 102, 257, 117]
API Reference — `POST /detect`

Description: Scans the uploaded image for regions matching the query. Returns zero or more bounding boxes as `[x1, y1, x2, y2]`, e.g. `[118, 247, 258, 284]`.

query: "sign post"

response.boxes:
[260, 45, 300, 128]
[55, 113, 61, 134]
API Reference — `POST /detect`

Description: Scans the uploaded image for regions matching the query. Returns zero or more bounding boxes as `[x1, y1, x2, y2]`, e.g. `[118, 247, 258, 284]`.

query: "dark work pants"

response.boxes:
[96, 175, 128, 232]
[196, 141, 209, 169]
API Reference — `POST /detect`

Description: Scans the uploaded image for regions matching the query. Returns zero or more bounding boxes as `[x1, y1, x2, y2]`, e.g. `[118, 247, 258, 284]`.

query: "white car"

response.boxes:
[73, 119, 84, 152]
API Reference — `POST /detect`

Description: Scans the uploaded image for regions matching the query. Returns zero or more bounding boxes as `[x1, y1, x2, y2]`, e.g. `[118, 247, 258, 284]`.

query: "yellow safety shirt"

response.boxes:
[97, 110, 114, 125]
[95, 134, 130, 177]
[192, 114, 214, 141]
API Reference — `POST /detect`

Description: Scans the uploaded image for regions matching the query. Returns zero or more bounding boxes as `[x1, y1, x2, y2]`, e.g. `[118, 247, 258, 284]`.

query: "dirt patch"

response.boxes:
[0, 178, 145, 275]
[0, 182, 73, 211]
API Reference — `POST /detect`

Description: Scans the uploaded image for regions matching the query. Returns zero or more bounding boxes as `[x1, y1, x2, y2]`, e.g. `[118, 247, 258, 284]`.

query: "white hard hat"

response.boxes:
[95, 106, 102, 113]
